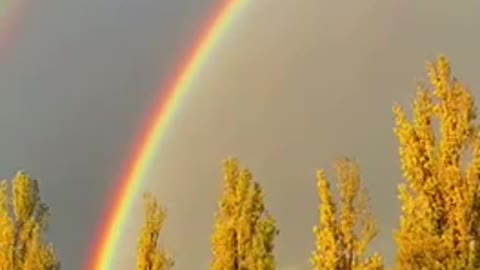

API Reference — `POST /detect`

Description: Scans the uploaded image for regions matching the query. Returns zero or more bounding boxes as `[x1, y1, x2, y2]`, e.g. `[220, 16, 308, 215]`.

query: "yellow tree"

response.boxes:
[0, 171, 59, 270]
[311, 158, 383, 270]
[136, 192, 173, 270]
[211, 158, 278, 270]
[393, 56, 480, 269]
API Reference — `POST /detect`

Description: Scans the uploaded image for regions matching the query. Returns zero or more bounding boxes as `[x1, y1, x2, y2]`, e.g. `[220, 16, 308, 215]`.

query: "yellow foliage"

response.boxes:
[311, 158, 383, 270]
[0, 172, 59, 270]
[136, 192, 173, 270]
[393, 55, 480, 269]
[211, 158, 278, 270]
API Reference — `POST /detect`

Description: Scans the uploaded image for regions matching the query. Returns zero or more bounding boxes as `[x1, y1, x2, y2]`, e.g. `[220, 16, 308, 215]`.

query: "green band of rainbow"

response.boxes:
[86, 1, 247, 269]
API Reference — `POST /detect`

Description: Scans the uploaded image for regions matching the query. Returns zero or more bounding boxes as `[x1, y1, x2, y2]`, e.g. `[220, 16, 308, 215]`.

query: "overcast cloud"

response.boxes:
[0, 1, 479, 269]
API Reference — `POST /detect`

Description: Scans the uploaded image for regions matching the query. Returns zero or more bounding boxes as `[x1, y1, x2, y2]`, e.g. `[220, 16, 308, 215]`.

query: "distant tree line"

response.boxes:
[2, 56, 480, 270]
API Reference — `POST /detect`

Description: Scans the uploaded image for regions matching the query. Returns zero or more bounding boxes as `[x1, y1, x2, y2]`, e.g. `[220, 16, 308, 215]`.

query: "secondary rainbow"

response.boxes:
[86, 0, 248, 269]
[0, 0, 29, 60]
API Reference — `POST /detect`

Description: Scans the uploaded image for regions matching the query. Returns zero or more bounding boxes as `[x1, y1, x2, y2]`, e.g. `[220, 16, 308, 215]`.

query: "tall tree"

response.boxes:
[0, 172, 59, 270]
[311, 158, 383, 270]
[136, 192, 173, 270]
[393, 56, 480, 269]
[211, 158, 278, 270]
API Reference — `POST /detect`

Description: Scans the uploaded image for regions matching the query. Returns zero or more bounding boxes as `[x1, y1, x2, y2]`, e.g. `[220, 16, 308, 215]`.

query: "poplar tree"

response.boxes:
[211, 158, 278, 270]
[0, 172, 59, 270]
[136, 192, 173, 270]
[311, 158, 383, 270]
[393, 56, 480, 269]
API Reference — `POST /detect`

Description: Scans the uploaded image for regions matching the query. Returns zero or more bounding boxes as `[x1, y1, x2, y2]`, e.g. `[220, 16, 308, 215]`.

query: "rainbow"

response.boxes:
[86, 0, 248, 269]
[0, 0, 28, 59]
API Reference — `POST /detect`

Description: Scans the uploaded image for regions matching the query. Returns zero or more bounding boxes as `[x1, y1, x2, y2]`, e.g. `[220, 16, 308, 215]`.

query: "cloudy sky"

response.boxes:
[0, 0, 479, 269]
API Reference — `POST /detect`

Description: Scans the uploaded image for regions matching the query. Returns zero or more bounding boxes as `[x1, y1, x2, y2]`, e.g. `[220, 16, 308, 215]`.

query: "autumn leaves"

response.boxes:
[312, 159, 383, 270]
[0, 172, 60, 270]
[211, 159, 278, 270]
[393, 56, 480, 269]
[136, 193, 174, 270]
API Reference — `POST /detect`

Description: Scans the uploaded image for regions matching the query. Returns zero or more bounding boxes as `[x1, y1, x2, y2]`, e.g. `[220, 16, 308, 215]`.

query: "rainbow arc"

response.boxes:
[86, 1, 248, 269]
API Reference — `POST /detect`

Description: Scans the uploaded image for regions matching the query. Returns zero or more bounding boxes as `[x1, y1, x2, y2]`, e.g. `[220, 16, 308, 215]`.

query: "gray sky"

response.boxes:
[0, 1, 479, 270]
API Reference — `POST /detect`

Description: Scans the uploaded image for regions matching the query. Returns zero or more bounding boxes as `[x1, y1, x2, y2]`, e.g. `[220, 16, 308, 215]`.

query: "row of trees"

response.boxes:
[0, 56, 478, 269]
